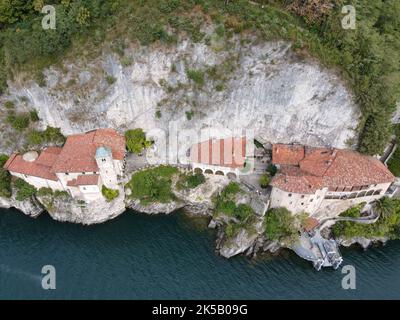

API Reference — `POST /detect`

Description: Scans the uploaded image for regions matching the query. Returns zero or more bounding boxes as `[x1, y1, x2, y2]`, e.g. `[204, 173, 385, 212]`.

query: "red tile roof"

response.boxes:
[304, 217, 319, 232]
[190, 137, 246, 169]
[67, 174, 100, 187]
[3, 148, 61, 181]
[51, 129, 125, 173]
[272, 144, 305, 165]
[271, 144, 395, 194]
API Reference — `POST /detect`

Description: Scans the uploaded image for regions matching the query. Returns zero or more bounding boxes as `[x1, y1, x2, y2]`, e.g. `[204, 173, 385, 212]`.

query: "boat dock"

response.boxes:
[293, 229, 343, 271]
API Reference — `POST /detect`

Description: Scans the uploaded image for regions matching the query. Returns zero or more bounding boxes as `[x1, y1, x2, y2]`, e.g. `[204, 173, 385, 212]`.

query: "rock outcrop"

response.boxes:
[0, 40, 360, 156]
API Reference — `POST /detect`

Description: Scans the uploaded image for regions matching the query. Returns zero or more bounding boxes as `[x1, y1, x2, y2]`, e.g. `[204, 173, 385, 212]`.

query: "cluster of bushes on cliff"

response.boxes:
[125, 128, 153, 155]
[0, 154, 12, 198]
[13, 178, 37, 201]
[126, 165, 179, 204]
[1, 1, 399, 156]
[26, 127, 66, 147]
[333, 198, 400, 239]
[176, 171, 205, 190]
[213, 182, 257, 237]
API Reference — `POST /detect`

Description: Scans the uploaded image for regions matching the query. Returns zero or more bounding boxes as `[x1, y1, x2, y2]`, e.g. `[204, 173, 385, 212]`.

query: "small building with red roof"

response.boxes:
[3, 128, 126, 202]
[269, 144, 395, 218]
[189, 136, 248, 178]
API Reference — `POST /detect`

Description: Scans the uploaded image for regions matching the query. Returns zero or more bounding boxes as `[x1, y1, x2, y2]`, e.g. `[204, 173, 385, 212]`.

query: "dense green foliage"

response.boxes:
[177, 171, 205, 190]
[26, 126, 66, 146]
[387, 125, 400, 176]
[0, 1, 399, 155]
[101, 185, 119, 202]
[0, 154, 12, 198]
[213, 182, 254, 222]
[37, 187, 53, 197]
[264, 207, 299, 244]
[125, 128, 152, 154]
[13, 178, 37, 201]
[126, 165, 179, 204]
[333, 198, 400, 239]
[186, 69, 205, 87]
[259, 174, 270, 188]
[266, 164, 277, 177]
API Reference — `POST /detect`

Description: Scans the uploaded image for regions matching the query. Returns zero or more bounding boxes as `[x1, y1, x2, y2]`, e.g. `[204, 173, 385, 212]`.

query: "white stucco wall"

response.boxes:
[270, 181, 392, 218]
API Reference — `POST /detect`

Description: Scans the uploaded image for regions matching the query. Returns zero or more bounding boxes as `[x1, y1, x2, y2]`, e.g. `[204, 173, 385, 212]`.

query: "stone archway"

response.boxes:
[215, 170, 224, 176]
[194, 168, 203, 174]
[204, 169, 214, 175]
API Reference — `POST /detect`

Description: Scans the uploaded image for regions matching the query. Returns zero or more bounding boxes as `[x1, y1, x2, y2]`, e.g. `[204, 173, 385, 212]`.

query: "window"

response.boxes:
[83, 187, 86, 191]
[373, 189, 382, 195]
[65, 173, 69, 176]
[366, 190, 374, 196]
[102, 158, 106, 162]
[357, 191, 366, 198]
[82, 172, 85, 175]
[93, 172, 96, 174]
[301, 202, 304, 205]
[301, 195, 305, 199]
[310, 199, 313, 202]
[288, 194, 292, 197]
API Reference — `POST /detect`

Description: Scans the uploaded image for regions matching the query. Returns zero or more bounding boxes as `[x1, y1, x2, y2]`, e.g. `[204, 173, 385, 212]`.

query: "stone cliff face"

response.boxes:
[1, 39, 360, 156]
[0, 36, 363, 259]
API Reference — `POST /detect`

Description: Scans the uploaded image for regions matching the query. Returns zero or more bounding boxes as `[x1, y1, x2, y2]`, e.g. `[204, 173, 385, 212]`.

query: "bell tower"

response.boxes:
[95, 146, 118, 189]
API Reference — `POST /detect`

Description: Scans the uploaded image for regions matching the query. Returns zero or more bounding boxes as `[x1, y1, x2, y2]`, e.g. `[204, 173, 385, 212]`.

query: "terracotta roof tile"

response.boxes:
[271, 145, 395, 194]
[51, 129, 125, 173]
[190, 137, 246, 169]
[67, 174, 99, 187]
[304, 217, 319, 232]
[272, 144, 305, 165]
[3, 150, 59, 181]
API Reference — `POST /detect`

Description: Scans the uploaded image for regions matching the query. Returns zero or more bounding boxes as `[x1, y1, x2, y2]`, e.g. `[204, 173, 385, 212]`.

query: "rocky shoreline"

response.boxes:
[1, 170, 387, 261]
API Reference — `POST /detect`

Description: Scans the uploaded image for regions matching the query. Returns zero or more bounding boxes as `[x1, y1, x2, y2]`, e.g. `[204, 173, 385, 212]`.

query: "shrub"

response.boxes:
[266, 164, 277, 177]
[234, 204, 254, 221]
[264, 207, 298, 244]
[30, 110, 40, 122]
[54, 190, 69, 198]
[333, 200, 400, 240]
[4, 101, 14, 110]
[10, 114, 30, 131]
[186, 69, 204, 87]
[14, 178, 37, 201]
[105, 75, 116, 85]
[125, 128, 152, 154]
[0, 154, 12, 198]
[259, 174, 270, 188]
[185, 110, 194, 121]
[155, 110, 162, 119]
[388, 142, 400, 176]
[102, 185, 120, 202]
[37, 187, 53, 197]
[27, 127, 66, 146]
[177, 172, 205, 190]
[126, 165, 179, 204]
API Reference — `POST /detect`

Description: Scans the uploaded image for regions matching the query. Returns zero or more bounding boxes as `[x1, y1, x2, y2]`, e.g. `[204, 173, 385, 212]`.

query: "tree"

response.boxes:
[0, 154, 12, 198]
[125, 128, 152, 154]
[374, 197, 395, 219]
[259, 174, 270, 188]
[264, 207, 298, 244]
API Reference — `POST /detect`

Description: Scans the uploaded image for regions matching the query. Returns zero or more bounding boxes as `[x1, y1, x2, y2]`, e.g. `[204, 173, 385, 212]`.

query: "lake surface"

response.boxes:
[0, 208, 399, 299]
